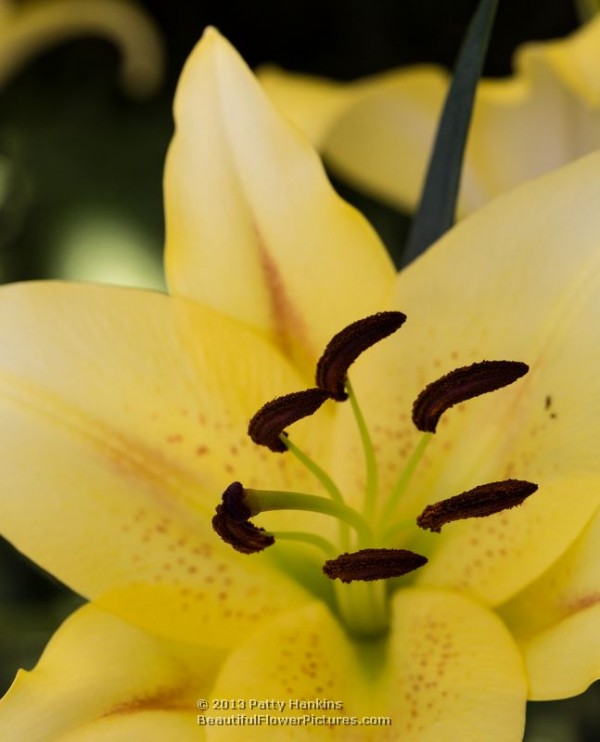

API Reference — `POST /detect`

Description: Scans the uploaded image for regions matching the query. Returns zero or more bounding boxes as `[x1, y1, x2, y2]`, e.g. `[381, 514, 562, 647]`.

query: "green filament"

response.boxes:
[245, 489, 373, 547]
[378, 433, 432, 530]
[268, 530, 337, 557]
[346, 378, 379, 521]
[281, 435, 345, 504]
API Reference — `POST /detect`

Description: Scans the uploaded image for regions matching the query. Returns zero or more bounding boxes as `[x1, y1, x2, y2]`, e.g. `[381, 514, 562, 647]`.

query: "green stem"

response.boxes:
[378, 433, 432, 529]
[281, 435, 345, 504]
[281, 434, 350, 549]
[346, 378, 379, 521]
[334, 580, 389, 638]
[245, 489, 373, 546]
[268, 530, 337, 557]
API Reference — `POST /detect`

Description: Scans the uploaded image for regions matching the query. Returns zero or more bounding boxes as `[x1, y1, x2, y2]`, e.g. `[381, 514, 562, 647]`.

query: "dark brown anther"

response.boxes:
[221, 481, 252, 521]
[212, 501, 274, 554]
[412, 360, 529, 433]
[316, 312, 407, 401]
[322, 548, 427, 583]
[417, 479, 538, 533]
[248, 388, 330, 452]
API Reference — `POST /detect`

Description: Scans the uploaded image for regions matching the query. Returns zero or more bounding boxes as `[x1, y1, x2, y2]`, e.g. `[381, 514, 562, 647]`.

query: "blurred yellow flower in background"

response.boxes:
[0, 0, 163, 96]
[260, 16, 600, 217]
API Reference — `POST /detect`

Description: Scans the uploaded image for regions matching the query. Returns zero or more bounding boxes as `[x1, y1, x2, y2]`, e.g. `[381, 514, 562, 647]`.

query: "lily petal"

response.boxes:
[208, 602, 369, 740]
[58, 714, 202, 742]
[330, 152, 600, 605]
[500, 504, 600, 700]
[164, 27, 395, 375]
[259, 63, 447, 214]
[0, 281, 313, 642]
[0, 0, 164, 97]
[260, 17, 600, 216]
[209, 589, 525, 740]
[0, 602, 218, 740]
[380, 588, 526, 741]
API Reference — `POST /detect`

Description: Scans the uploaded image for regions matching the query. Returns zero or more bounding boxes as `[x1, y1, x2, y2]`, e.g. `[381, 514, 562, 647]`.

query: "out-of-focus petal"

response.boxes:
[0, 602, 219, 740]
[501, 505, 600, 700]
[59, 713, 203, 741]
[260, 63, 447, 214]
[260, 17, 600, 216]
[0, 0, 164, 96]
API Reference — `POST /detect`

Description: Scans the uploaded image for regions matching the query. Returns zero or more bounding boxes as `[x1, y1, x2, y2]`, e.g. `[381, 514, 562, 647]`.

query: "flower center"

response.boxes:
[212, 313, 538, 638]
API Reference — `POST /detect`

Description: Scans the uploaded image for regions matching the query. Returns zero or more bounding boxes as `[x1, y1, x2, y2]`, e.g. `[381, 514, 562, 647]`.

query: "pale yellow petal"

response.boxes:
[207, 589, 525, 741]
[60, 713, 203, 741]
[0, 602, 218, 741]
[461, 16, 600, 212]
[380, 589, 526, 741]
[207, 602, 369, 741]
[261, 17, 600, 216]
[500, 505, 600, 699]
[0, 281, 314, 642]
[330, 152, 600, 604]
[260, 64, 447, 215]
[0, 0, 164, 97]
[519, 14, 600, 108]
[257, 65, 357, 148]
[164, 28, 395, 376]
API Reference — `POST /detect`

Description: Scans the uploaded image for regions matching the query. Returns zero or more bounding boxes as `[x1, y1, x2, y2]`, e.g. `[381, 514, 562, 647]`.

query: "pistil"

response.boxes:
[212, 309, 539, 641]
[334, 580, 389, 638]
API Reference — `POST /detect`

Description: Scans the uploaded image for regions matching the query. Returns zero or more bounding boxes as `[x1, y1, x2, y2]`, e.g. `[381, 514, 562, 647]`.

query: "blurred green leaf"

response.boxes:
[403, 0, 499, 266]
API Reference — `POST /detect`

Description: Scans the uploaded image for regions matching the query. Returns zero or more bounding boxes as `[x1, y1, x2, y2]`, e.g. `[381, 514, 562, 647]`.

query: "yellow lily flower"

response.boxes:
[0, 0, 163, 96]
[1, 27, 600, 739]
[260, 16, 600, 217]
